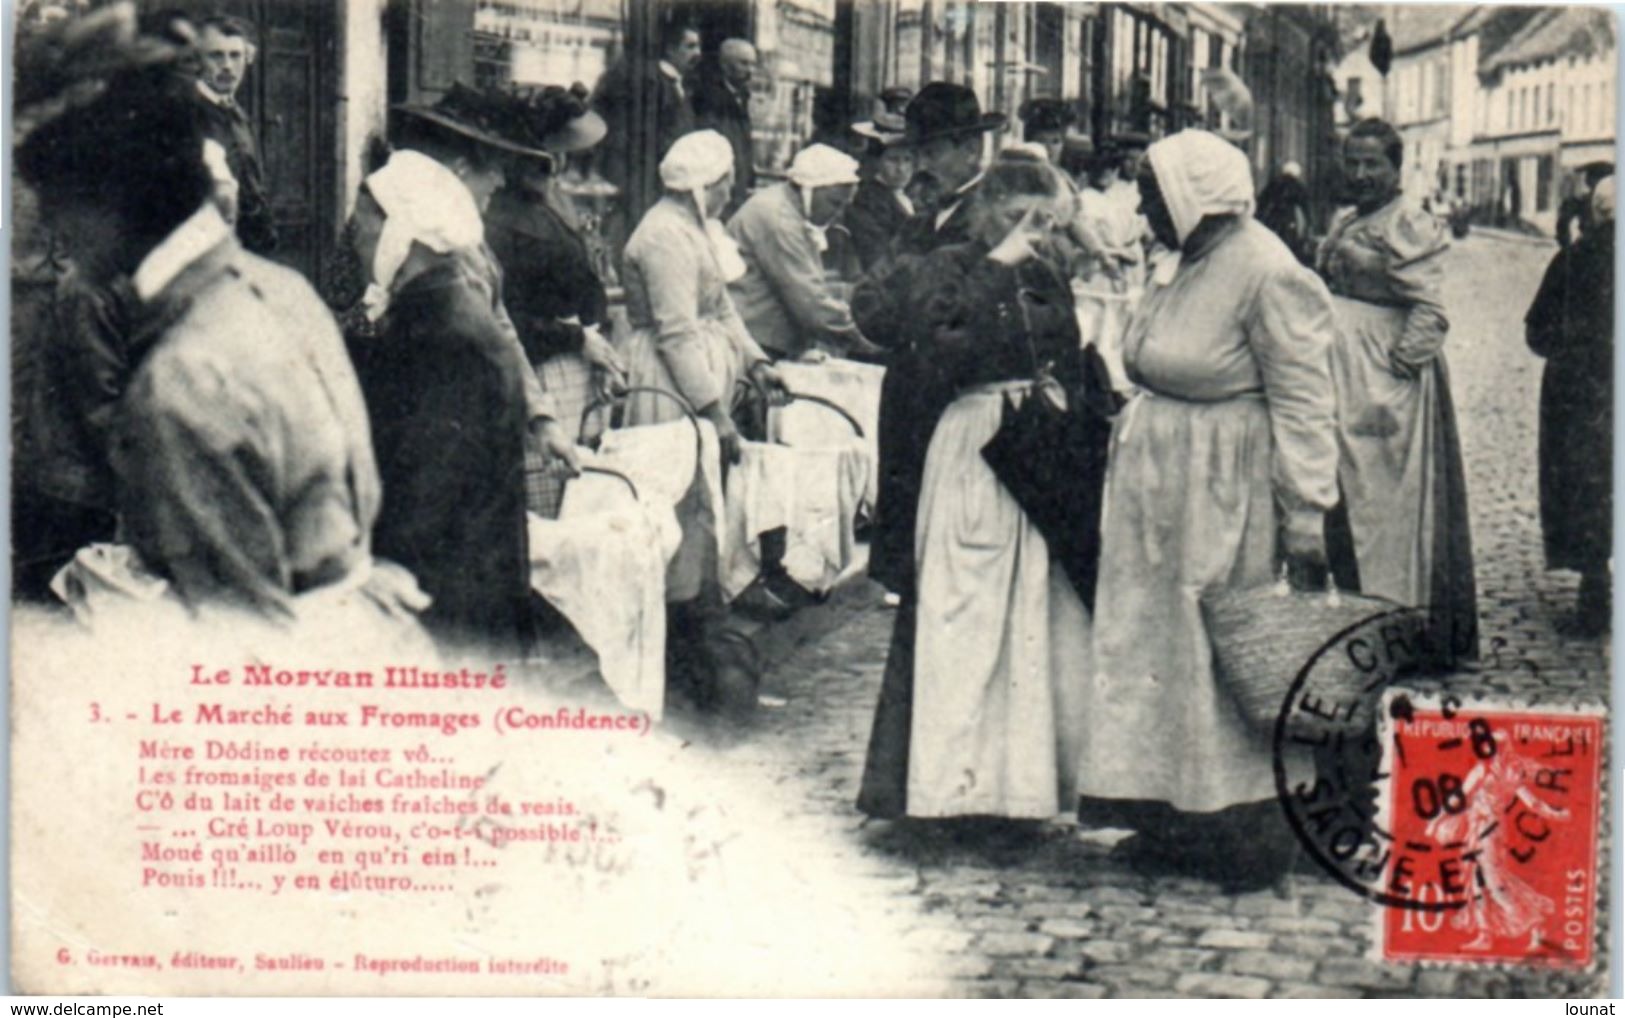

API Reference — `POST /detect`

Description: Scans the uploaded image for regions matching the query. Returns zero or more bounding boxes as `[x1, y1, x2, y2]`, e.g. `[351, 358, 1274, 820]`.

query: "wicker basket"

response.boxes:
[1200, 572, 1401, 737]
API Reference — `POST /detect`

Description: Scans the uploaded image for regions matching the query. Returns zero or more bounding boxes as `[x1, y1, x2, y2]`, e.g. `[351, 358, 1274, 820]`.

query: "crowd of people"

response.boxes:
[12, 8, 1613, 887]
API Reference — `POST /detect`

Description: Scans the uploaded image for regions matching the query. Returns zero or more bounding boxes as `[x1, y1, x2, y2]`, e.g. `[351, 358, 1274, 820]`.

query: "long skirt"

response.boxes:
[868, 343, 957, 597]
[1076, 392, 1307, 812]
[620, 323, 742, 604]
[896, 385, 1091, 819]
[1328, 296, 1478, 665]
[1538, 352, 1612, 572]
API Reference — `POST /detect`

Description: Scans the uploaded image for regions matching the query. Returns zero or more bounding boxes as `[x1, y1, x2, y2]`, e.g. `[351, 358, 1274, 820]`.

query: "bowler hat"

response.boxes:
[903, 82, 1006, 144]
[392, 82, 549, 160]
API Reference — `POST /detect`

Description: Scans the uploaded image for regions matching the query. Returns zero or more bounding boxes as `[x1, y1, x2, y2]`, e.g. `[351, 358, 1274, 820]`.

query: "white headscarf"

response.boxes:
[1145, 129, 1255, 246]
[361, 149, 486, 319]
[659, 130, 746, 281]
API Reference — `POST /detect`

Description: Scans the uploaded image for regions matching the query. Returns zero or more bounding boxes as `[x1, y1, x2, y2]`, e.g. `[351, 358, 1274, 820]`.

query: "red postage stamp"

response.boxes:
[1378, 696, 1604, 968]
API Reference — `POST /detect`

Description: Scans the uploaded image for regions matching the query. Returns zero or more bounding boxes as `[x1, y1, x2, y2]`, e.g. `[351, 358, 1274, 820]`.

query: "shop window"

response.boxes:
[1536, 154, 1553, 213]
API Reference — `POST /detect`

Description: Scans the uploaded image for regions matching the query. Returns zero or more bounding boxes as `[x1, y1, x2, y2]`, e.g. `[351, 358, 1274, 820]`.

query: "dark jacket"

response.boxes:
[188, 87, 279, 255]
[842, 178, 913, 273]
[1526, 223, 1614, 570]
[485, 184, 609, 364]
[689, 61, 755, 215]
[850, 187, 979, 596]
[356, 252, 532, 654]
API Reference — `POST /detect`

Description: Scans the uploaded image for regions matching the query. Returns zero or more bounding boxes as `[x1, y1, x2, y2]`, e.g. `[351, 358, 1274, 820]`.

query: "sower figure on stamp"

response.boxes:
[1074, 130, 1339, 891]
[13, 8, 431, 644]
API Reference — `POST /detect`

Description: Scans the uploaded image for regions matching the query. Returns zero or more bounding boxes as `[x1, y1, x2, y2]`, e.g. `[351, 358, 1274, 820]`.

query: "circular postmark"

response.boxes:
[1271, 604, 1483, 913]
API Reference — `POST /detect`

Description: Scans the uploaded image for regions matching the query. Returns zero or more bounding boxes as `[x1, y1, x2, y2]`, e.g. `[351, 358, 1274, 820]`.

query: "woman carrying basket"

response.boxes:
[1075, 130, 1340, 891]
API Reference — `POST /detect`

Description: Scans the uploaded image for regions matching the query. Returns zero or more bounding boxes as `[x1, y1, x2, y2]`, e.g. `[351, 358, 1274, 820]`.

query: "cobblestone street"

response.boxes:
[714, 230, 1611, 998]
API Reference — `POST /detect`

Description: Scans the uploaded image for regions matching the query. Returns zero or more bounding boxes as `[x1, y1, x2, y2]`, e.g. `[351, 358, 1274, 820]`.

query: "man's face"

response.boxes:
[876, 147, 915, 191]
[669, 31, 702, 74]
[918, 134, 981, 193]
[197, 26, 252, 98]
[721, 48, 756, 90]
[1030, 129, 1064, 167]
[807, 183, 857, 226]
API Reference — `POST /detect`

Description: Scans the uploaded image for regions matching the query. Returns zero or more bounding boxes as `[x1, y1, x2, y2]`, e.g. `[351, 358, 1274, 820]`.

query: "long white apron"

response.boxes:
[1076, 392, 1308, 812]
[908, 385, 1092, 819]
[1327, 295, 1440, 608]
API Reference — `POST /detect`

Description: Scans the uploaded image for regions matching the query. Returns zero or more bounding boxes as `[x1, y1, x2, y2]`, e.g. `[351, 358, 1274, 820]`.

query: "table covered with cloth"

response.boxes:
[722, 439, 869, 602]
[767, 357, 885, 510]
[527, 476, 681, 718]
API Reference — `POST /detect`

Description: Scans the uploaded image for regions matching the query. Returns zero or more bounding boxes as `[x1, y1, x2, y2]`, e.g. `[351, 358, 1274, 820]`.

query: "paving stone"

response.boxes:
[1018, 980, 1108, 999]
[1173, 973, 1273, 998]
[1414, 970, 1463, 996]
[1225, 950, 1317, 982]
[1195, 928, 1275, 950]
[1036, 918, 1097, 939]
[1231, 893, 1303, 918]
[1137, 947, 1220, 973]
[1254, 916, 1348, 937]
[997, 957, 1085, 981]
[1314, 958, 1416, 991]
[1078, 885, 1146, 907]
[1077, 940, 1135, 966]
[1086, 964, 1175, 989]
[900, 927, 976, 953]
[975, 932, 1055, 957]
[1275, 982, 1360, 999]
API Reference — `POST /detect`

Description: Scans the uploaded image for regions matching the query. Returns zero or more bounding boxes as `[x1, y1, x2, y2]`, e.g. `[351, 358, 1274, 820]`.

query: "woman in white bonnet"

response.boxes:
[1075, 129, 1341, 891]
[620, 128, 786, 455]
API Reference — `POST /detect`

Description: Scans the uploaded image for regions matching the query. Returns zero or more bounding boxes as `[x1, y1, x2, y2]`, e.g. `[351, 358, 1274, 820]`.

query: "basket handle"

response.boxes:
[578, 385, 705, 492]
[733, 379, 866, 441]
[572, 465, 640, 503]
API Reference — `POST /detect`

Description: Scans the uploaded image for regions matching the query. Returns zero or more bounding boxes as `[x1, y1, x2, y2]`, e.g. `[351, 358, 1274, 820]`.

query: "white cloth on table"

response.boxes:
[564, 416, 727, 603]
[767, 358, 885, 509]
[527, 489, 681, 719]
[721, 439, 868, 601]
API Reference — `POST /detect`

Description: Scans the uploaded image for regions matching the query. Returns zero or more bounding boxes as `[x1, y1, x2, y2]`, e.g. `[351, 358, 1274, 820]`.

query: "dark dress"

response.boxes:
[856, 237, 1109, 818]
[485, 184, 609, 365]
[352, 251, 532, 656]
[1526, 224, 1614, 574]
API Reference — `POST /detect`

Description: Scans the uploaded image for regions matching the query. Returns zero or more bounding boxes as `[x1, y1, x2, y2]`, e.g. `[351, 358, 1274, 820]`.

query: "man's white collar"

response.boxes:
[133, 203, 234, 303]
[196, 78, 236, 108]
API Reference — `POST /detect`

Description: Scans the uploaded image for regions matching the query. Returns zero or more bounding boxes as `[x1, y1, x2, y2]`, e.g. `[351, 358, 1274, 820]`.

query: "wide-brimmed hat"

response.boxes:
[521, 83, 607, 154]
[392, 82, 549, 160]
[903, 82, 1006, 145]
[15, 1, 188, 140]
[851, 109, 907, 146]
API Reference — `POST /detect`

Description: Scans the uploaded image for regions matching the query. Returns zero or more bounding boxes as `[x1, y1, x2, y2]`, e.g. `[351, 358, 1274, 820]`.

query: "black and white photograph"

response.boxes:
[5, 0, 1618, 1001]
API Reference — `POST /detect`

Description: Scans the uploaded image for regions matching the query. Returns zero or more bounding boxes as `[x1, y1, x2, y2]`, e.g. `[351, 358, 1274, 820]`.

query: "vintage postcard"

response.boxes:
[8, 0, 1616, 999]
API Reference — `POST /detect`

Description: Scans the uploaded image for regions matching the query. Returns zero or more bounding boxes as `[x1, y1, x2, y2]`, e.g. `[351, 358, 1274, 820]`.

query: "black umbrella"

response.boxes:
[979, 350, 1117, 610]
